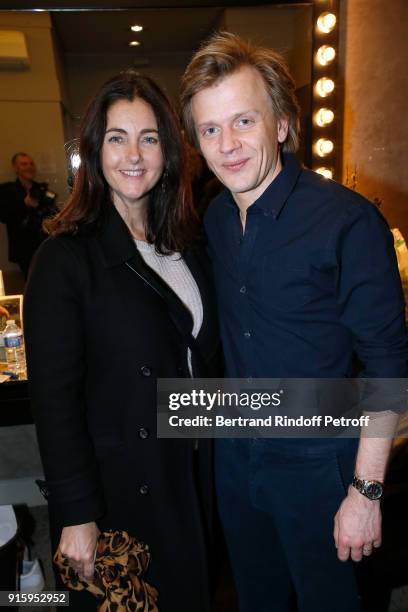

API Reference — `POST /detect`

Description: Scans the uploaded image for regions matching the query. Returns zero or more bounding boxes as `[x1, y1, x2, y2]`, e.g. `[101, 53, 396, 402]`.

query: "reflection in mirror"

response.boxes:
[0, 5, 312, 291]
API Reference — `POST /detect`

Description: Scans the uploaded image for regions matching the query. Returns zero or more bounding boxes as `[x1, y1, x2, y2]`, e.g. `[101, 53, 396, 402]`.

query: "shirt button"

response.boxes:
[140, 365, 152, 377]
[240, 286, 246, 294]
[139, 427, 149, 439]
[139, 484, 149, 495]
[244, 331, 251, 338]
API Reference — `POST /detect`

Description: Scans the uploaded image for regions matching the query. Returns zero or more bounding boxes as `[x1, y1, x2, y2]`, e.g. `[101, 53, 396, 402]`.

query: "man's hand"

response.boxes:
[334, 485, 381, 562]
[58, 521, 100, 581]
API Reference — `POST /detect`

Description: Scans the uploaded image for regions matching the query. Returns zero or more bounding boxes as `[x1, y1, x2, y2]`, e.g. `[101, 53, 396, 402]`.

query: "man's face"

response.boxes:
[191, 65, 288, 208]
[13, 155, 36, 183]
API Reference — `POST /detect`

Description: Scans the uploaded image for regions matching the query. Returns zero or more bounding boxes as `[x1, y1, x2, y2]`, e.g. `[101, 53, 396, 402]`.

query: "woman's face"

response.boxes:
[101, 97, 164, 210]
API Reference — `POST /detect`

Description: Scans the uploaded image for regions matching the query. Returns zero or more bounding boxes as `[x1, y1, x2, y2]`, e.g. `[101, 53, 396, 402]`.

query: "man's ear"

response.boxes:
[277, 118, 289, 143]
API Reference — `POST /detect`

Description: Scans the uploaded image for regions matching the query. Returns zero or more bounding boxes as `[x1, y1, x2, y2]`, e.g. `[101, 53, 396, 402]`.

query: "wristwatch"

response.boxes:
[351, 476, 384, 500]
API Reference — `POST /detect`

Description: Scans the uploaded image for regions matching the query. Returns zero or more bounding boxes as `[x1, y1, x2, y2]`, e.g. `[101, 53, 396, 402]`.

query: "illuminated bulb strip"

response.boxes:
[315, 78, 335, 98]
[317, 12, 337, 33]
[131, 25, 143, 32]
[315, 139, 334, 157]
[129, 41, 141, 47]
[315, 167, 333, 179]
[315, 108, 334, 127]
[316, 45, 336, 66]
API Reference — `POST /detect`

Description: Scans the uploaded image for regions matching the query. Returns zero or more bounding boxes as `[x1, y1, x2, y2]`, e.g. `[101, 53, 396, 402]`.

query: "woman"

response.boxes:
[24, 71, 219, 611]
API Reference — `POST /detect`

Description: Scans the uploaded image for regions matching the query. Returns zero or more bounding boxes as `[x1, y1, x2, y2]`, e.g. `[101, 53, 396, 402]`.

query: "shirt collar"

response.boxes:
[220, 152, 302, 219]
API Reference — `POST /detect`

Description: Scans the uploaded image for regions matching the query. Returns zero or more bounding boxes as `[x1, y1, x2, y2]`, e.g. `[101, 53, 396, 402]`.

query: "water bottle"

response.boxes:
[3, 320, 27, 379]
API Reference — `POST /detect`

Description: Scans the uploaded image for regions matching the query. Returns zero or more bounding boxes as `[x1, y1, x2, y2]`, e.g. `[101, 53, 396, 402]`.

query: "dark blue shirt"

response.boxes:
[204, 153, 408, 378]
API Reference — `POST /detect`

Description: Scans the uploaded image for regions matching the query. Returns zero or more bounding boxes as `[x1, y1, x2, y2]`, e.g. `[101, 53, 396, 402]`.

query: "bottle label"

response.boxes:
[4, 336, 23, 348]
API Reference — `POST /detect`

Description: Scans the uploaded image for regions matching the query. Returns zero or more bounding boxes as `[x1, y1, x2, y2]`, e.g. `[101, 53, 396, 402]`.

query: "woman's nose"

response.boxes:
[128, 143, 142, 163]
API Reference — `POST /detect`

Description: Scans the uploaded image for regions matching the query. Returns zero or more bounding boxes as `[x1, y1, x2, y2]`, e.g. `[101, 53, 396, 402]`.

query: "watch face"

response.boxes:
[365, 481, 383, 499]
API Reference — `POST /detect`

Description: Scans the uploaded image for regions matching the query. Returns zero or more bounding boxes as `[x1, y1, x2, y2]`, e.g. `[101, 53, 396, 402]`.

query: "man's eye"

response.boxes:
[203, 127, 219, 137]
[237, 118, 253, 127]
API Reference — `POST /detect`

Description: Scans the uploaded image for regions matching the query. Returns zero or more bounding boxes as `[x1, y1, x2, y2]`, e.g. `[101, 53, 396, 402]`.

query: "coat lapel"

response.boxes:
[96, 204, 194, 339]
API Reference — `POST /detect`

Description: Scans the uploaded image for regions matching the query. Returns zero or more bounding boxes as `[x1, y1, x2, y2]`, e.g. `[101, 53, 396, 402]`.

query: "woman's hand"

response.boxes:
[58, 522, 100, 581]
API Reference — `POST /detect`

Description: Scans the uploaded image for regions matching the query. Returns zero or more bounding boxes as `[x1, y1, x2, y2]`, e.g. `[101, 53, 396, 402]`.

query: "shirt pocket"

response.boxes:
[261, 255, 325, 312]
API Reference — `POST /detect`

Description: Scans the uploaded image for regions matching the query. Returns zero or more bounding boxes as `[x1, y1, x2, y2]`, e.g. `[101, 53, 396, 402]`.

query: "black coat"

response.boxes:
[24, 205, 220, 612]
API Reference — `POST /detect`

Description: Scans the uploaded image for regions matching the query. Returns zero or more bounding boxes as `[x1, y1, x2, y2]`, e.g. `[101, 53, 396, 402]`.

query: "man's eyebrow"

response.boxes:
[197, 109, 260, 128]
[105, 127, 159, 134]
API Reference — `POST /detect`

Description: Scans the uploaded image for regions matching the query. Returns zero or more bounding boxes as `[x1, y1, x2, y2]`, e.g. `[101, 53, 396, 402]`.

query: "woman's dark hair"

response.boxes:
[48, 70, 196, 253]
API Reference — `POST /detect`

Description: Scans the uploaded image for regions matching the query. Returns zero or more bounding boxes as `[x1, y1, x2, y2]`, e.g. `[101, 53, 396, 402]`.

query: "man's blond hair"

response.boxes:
[180, 31, 300, 152]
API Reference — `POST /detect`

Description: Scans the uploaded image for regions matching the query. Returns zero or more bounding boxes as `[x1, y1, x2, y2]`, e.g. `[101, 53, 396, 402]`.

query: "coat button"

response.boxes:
[139, 484, 149, 495]
[139, 427, 149, 439]
[140, 365, 152, 377]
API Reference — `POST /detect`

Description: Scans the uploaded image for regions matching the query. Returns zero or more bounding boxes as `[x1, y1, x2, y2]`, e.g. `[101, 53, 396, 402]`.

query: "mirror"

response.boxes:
[0, 4, 313, 292]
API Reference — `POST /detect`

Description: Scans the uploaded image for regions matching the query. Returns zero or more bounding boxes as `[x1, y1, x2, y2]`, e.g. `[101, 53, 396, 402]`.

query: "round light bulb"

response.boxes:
[317, 12, 337, 34]
[315, 167, 333, 179]
[131, 25, 143, 32]
[316, 45, 336, 66]
[315, 78, 335, 98]
[70, 152, 81, 171]
[315, 139, 334, 157]
[129, 40, 141, 47]
[315, 108, 334, 127]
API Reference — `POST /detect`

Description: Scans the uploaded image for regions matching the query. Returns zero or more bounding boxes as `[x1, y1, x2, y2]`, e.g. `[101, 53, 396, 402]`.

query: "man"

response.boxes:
[0, 153, 56, 277]
[180, 32, 408, 611]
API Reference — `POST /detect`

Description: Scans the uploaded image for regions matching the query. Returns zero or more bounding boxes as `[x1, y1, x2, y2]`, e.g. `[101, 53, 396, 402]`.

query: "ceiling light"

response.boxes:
[314, 108, 334, 127]
[315, 78, 335, 98]
[317, 12, 337, 34]
[129, 41, 141, 47]
[316, 45, 336, 66]
[315, 139, 334, 157]
[315, 167, 333, 179]
[131, 25, 143, 32]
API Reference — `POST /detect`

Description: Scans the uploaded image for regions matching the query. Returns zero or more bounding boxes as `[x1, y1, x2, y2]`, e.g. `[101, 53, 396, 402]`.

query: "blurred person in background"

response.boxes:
[0, 153, 57, 278]
[24, 70, 220, 611]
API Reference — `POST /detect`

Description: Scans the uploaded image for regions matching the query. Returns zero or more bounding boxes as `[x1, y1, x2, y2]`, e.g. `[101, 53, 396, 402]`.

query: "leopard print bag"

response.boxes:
[54, 529, 158, 611]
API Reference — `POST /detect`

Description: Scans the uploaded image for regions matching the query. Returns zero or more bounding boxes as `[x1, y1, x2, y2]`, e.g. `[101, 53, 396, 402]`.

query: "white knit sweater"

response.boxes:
[135, 240, 203, 373]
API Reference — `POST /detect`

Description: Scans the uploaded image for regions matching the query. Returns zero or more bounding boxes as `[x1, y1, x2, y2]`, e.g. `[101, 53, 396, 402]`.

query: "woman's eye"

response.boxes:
[142, 135, 159, 144]
[108, 135, 124, 143]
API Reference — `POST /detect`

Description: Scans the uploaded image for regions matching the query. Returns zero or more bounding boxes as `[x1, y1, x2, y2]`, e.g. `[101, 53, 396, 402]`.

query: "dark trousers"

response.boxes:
[215, 438, 361, 612]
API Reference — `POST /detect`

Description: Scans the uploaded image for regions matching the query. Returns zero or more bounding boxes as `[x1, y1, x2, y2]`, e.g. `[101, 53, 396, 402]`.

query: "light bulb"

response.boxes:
[317, 12, 337, 34]
[315, 167, 333, 179]
[129, 41, 141, 47]
[70, 153, 81, 172]
[131, 25, 143, 32]
[317, 45, 336, 66]
[315, 78, 335, 98]
[315, 139, 334, 157]
[315, 108, 334, 127]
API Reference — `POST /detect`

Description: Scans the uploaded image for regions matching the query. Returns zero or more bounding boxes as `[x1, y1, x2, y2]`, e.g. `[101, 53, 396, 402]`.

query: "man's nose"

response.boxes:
[219, 128, 240, 154]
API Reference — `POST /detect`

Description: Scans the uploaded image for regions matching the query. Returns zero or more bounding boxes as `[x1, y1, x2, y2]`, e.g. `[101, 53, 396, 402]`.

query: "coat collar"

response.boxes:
[96, 204, 137, 269]
[94, 204, 218, 372]
[95, 203, 196, 336]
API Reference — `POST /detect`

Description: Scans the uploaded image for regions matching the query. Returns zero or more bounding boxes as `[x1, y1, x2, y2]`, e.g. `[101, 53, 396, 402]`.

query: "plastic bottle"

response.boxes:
[3, 320, 27, 379]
